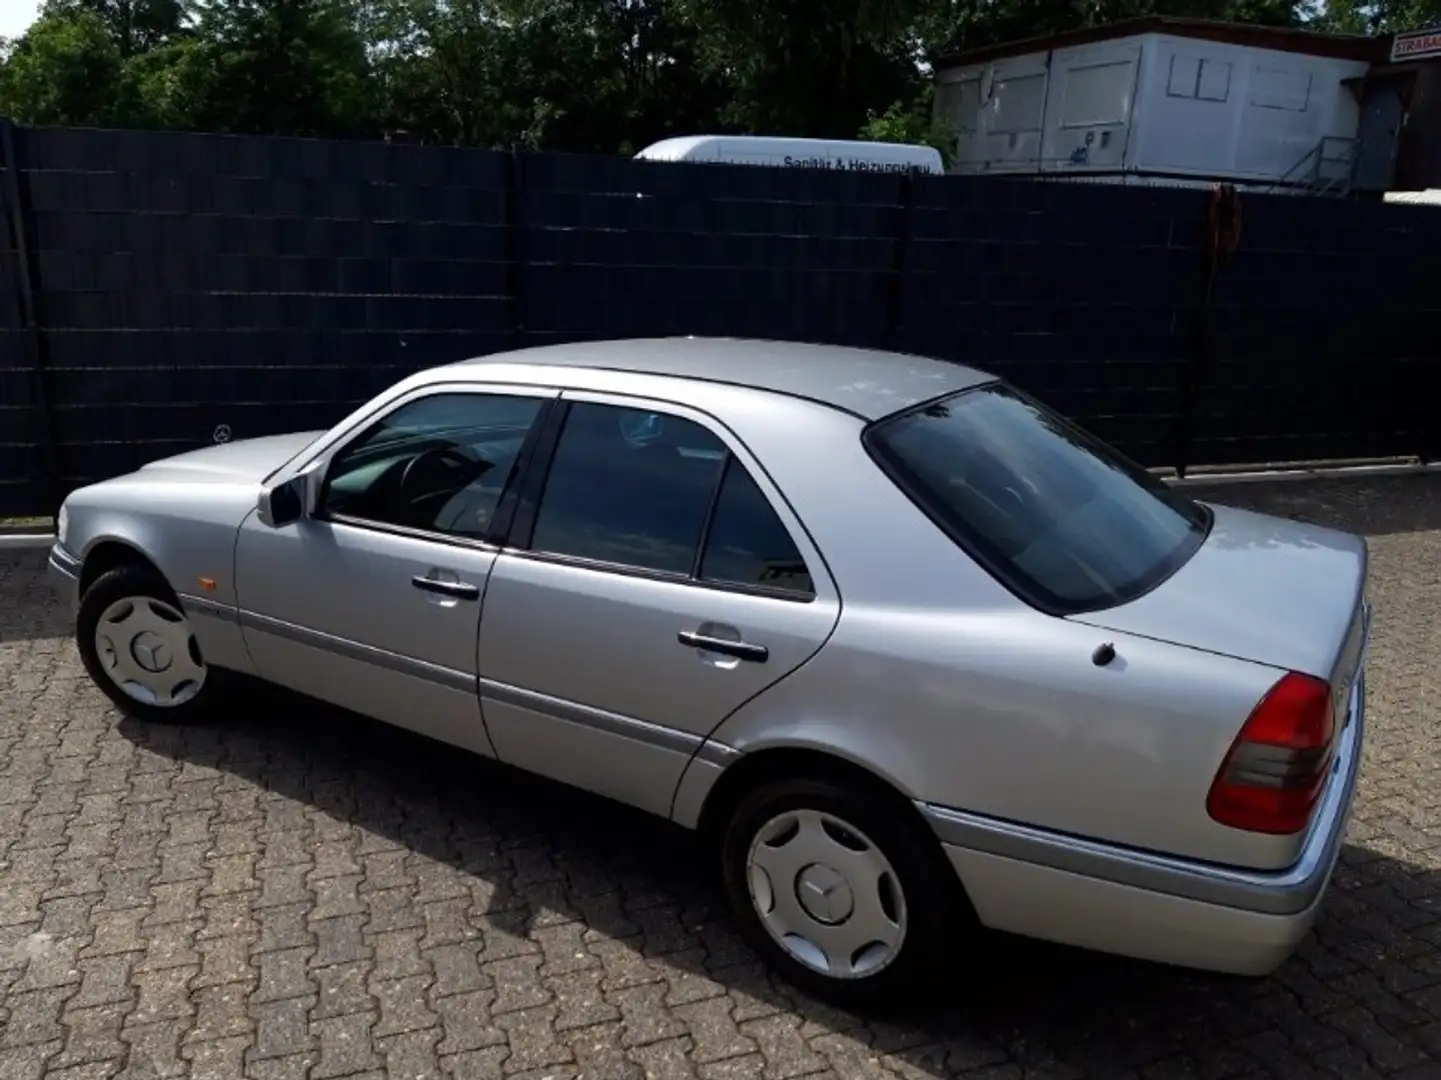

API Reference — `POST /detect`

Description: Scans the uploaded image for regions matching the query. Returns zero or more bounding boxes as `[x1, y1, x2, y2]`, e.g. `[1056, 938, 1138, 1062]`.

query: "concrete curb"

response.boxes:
[1166, 460, 1441, 487]
[0, 534, 53, 551]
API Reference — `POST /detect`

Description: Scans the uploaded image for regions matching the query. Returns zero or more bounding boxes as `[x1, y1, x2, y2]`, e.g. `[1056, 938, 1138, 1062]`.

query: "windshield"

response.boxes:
[864, 383, 1210, 615]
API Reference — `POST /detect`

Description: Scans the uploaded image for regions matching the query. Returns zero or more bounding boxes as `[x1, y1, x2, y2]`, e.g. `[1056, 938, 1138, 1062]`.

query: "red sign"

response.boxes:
[1391, 28, 1441, 62]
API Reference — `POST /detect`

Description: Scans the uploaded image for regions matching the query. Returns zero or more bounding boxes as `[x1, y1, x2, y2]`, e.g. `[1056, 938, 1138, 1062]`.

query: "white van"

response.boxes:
[635, 135, 943, 176]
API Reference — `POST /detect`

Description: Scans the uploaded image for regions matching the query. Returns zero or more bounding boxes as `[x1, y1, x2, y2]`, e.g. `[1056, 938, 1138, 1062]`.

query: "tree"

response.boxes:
[1309, 0, 1441, 32]
[683, 0, 930, 138]
[367, 0, 726, 153]
[185, 0, 372, 137]
[858, 85, 955, 165]
[0, 9, 135, 125]
[39, 0, 190, 56]
[121, 36, 210, 129]
[922, 0, 1302, 57]
[0, 0, 1337, 152]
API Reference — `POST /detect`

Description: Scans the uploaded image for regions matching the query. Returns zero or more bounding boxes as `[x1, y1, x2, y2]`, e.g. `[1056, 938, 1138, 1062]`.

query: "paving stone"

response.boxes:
[3, 473, 1441, 1078]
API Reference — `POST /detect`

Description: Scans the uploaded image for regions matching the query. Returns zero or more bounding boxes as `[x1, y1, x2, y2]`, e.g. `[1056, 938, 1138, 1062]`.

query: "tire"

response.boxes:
[719, 774, 964, 1011]
[76, 563, 217, 725]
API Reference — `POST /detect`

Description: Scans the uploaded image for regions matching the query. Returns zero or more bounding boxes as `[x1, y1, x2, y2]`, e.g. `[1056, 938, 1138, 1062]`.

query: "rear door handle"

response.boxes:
[412, 575, 480, 600]
[677, 630, 769, 663]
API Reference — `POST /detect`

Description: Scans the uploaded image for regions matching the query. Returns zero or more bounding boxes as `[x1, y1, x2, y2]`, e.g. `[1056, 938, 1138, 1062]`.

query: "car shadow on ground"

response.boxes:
[113, 675, 1441, 1077]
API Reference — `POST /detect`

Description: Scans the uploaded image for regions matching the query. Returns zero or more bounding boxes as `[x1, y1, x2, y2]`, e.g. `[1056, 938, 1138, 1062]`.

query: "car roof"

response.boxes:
[447, 337, 993, 422]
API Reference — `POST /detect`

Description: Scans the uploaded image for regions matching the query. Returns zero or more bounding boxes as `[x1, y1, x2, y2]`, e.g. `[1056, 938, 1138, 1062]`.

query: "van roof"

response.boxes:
[636, 135, 941, 158]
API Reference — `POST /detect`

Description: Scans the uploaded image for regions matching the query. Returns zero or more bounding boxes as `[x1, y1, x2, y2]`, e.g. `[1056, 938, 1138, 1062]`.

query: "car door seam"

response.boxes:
[232, 505, 264, 674]
[476, 673, 704, 756]
[666, 592, 846, 819]
[239, 609, 476, 694]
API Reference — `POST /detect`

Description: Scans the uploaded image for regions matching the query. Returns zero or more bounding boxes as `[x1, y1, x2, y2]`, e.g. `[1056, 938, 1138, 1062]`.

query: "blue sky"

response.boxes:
[0, 0, 38, 41]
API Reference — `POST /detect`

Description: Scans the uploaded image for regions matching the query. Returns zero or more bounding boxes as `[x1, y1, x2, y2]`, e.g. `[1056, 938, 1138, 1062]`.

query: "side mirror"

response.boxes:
[257, 476, 308, 529]
[257, 458, 324, 529]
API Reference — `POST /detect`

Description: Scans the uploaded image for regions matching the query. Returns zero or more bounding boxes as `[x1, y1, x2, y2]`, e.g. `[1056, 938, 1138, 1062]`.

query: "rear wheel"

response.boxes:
[76, 564, 216, 724]
[719, 774, 961, 1010]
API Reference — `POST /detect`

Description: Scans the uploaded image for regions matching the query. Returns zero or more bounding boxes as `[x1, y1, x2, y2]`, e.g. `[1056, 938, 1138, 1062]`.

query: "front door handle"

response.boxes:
[412, 575, 480, 600]
[677, 630, 769, 663]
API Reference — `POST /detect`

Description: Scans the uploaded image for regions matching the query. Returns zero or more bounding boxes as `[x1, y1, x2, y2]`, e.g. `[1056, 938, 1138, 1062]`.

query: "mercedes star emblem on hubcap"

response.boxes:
[131, 631, 172, 673]
[796, 864, 854, 925]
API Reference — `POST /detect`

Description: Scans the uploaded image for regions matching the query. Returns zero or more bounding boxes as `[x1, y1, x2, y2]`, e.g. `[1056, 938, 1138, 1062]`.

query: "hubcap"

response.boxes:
[94, 596, 206, 708]
[746, 809, 907, 980]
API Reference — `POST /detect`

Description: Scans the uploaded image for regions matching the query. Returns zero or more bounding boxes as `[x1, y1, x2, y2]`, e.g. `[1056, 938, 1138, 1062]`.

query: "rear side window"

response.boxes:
[700, 459, 814, 597]
[530, 403, 726, 575]
[522, 401, 815, 598]
[864, 383, 1210, 615]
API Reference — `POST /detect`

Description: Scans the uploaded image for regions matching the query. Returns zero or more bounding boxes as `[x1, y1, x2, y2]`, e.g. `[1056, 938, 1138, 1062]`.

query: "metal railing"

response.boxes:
[1268, 136, 1360, 197]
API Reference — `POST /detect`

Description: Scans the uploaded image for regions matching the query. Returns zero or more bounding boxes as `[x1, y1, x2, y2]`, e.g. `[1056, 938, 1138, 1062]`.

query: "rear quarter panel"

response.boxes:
[672, 410, 1308, 872]
[693, 606, 1301, 870]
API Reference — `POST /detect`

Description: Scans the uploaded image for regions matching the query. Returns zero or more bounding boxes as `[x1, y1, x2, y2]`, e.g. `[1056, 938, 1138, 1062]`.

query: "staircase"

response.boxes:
[1270, 136, 1361, 197]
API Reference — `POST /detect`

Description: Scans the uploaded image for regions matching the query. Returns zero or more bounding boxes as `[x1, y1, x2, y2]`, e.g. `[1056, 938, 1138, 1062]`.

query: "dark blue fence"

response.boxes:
[2, 122, 1438, 518]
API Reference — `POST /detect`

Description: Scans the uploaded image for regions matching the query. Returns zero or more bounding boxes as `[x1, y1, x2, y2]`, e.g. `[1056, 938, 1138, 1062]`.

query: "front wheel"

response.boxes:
[719, 775, 963, 1010]
[76, 564, 216, 724]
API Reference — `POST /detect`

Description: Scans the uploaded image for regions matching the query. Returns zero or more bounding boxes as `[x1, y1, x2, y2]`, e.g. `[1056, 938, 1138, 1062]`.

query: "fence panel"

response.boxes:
[1196, 192, 1441, 466]
[2, 123, 1439, 519]
[518, 154, 907, 349]
[17, 127, 518, 495]
[0, 121, 50, 519]
[904, 176, 1204, 467]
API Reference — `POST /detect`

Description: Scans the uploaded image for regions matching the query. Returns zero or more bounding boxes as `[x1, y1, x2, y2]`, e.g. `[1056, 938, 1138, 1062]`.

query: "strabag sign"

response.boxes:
[1391, 27, 1441, 62]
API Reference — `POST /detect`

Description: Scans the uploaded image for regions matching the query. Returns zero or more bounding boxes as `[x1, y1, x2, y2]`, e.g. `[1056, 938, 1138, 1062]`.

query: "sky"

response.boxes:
[0, 0, 38, 41]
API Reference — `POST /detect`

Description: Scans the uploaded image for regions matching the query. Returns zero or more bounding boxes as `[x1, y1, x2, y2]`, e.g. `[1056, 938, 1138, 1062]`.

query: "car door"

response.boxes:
[234, 385, 557, 755]
[475, 391, 841, 817]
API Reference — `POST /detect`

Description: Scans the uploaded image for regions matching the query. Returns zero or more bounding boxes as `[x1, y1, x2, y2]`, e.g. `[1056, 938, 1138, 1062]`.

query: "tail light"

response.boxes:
[1207, 672, 1335, 835]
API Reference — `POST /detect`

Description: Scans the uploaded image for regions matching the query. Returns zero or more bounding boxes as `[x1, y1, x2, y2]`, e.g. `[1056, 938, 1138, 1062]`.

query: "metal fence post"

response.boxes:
[1174, 184, 1242, 479]
[504, 145, 529, 348]
[0, 117, 60, 521]
[886, 169, 917, 352]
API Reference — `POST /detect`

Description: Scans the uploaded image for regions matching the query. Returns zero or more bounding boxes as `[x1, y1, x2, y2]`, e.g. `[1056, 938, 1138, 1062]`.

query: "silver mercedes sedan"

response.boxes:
[49, 338, 1369, 1008]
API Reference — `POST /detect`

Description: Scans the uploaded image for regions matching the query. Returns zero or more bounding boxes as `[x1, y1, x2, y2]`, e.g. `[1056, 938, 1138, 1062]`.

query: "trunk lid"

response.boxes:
[1069, 502, 1367, 680]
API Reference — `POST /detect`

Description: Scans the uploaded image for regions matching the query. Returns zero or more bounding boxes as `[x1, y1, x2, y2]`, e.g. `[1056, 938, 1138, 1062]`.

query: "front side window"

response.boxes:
[322, 392, 544, 539]
[530, 403, 728, 575]
[865, 383, 1209, 614]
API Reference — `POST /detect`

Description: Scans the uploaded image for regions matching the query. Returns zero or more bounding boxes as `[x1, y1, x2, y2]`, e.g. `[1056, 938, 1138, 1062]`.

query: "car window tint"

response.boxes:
[866, 383, 1209, 614]
[700, 461, 814, 596]
[322, 393, 544, 539]
[529, 403, 727, 574]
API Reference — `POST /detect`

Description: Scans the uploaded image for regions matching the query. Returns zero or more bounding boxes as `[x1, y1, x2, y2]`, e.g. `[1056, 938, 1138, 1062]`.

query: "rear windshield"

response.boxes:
[864, 383, 1210, 615]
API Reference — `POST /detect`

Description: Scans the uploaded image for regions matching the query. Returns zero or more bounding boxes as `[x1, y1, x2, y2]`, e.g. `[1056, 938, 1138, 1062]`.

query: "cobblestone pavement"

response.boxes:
[3, 473, 1441, 1080]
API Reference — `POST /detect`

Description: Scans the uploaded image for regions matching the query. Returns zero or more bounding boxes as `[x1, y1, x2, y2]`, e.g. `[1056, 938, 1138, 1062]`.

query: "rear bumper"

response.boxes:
[922, 666, 1366, 976]
[48, 542, 81, 616]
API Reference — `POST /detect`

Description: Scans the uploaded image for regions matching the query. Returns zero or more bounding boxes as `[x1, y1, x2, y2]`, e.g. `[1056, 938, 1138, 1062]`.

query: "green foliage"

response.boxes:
[39, 0, 189, 55]
[858, 86, 955, 167]
[188, 0, 371, 136]
[0, 9, 133, 125]
[922, 0, 1301, 57]
[1309, 0, 1441, 33]
[0, 0, 1379, 155]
